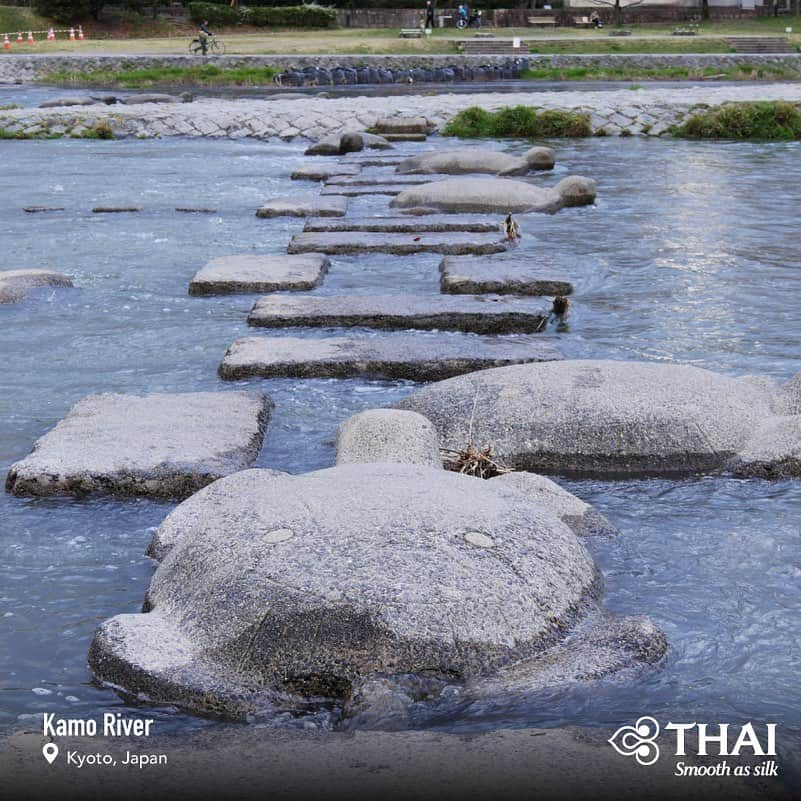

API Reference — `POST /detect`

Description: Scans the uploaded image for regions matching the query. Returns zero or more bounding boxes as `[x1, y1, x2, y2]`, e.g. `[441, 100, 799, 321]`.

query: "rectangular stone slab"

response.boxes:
[189, 254, 330, 296]
[290, 163, 362, 181]
[219, 335, 561, 382]
[287, 232, 507, 256]
[440, 255, 574, 296]
[5, 391, 272, 499]
[247, 294, 549, 334]
[324, 175, 436, 186]
[303, 216, 501, 234]
[339, 154, 414, 167]
[256, 195, 348, 218]
[320, 184, 422, 197]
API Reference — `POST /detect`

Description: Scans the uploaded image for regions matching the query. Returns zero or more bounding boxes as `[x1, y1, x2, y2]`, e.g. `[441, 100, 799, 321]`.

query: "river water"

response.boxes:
[0, 134, 799, 782]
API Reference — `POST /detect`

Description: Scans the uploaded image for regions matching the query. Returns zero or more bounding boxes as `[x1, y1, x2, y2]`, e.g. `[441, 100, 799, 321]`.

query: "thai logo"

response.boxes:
[608, 716, 661, 766]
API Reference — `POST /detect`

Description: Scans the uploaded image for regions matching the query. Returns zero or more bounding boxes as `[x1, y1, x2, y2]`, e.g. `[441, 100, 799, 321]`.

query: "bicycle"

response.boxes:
[188, 36, 225, 55]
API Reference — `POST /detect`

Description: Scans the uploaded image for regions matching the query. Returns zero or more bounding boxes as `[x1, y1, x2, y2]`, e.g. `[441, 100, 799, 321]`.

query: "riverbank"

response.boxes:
[2, 82, 801, 140]
[2, 52, 800, 86]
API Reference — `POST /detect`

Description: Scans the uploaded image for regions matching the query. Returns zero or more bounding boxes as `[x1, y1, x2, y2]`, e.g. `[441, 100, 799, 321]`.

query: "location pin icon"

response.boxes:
[42, 742, 58, 764]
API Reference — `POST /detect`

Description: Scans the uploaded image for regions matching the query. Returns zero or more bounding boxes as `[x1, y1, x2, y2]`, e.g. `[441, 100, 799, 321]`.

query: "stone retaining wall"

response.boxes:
[2, 83, 801, 140]
[1, 52, 800, 85]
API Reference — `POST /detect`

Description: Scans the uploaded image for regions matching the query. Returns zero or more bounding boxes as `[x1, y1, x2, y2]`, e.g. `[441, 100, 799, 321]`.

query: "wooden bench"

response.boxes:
[574, 16, 593, 28]
[527, 16, 557, 27]
[399, 28, 423, 38]
[672, 25, 698, 35]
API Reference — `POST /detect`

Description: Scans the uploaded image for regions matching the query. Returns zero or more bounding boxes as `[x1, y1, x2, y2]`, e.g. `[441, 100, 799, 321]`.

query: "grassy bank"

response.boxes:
[522, 62, 801, 81]
[443, 105, 592, 138]
[673, 100, 801, 139]
[42, 64, 279, 88]
[0, 6, 50, 33]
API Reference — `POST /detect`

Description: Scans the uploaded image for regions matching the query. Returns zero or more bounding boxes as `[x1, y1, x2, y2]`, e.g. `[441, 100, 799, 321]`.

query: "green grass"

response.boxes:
[528, 37, 736, 55]
[0, 6, 50, 33]
[521, 62, 801, 81]
[41, 64, 279, 88]
[443, 105, 592, 139]
[673, 100, 801, 140]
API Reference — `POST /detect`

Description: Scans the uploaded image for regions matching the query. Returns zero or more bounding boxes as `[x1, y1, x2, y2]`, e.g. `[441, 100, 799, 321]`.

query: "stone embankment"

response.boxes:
[2, 81, 801, 140]
[1, 52, 800, 85]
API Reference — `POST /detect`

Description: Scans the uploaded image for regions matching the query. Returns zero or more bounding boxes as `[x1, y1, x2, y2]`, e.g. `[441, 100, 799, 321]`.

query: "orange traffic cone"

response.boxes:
[47, 28, 55, 42]
[77, 25, 84, 41]
[27, 31, 34, 44]
[16, 31, 23, 44]
[69, 27, 75, 41]
[3, 34, 10, 51]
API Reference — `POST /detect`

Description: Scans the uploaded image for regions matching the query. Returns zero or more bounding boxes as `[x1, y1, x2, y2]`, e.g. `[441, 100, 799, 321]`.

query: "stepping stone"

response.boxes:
[92, 206, 142, 213]
[320, 183, 423, 197]
[219, 334, 561, 382]
[339, 154, 413, 167]
[325, 174, 436, 186]
[5, 391, 272, 499]
[374, 117, 429, 135]
[247, 294, 549, 334]
[0, 269, 73, 304]
[256, 194, 348, 218]
[303, 216, 501, 234]
[23, 206, 65, 213]
[440, 255, 574, 296]
[380, 133, 428, 142]
[189, 254, 330, 296]
[291, 163, 362, 181]
[287, 231, 507, 256]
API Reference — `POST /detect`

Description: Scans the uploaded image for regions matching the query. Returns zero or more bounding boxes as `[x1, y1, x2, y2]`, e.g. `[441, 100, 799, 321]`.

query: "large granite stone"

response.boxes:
[440, 255, 573, 296]
[0, 269, 72, 304]
[399, 360, 801, 478]
[287, 231, 507, 256]
[303, 216, 500, 233]
[5, 391, 272, 499]
[491, 472, 619, 538]
[390, 176, 567, 214]
[90, 464, 599, 717]
[336, 409, 442, 468]
[189, 254, 330, 295]
[219, 334, 561, 382]
[374, 116, 429, 134]
[38, 96, 97, 108]
[256, 194, 348, 218]
[397, 146, 555, 177]
[247, 294, 550, 334]
[290, 163, 362, 181]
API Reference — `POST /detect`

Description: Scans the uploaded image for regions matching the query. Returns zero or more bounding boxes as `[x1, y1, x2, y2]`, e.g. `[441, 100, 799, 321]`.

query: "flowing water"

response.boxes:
[0, 134, 799, 782]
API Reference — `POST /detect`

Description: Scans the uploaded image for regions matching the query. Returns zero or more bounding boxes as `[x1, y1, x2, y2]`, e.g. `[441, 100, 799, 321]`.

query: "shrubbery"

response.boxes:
[443, 106, 592, 139]
[188, 2, 239, 25]
[673, 101, 801, 140]
[188, 2, 336, 27]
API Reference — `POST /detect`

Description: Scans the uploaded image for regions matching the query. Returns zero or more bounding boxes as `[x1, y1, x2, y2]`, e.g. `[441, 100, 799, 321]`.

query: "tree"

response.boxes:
[34, 0, 105, 22]
[587, 0, 643, 27]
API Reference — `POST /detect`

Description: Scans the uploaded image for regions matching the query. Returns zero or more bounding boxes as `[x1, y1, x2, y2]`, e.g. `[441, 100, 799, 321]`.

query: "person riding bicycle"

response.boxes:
[457, 4, 468, 26]
[198, 19, 213, 55]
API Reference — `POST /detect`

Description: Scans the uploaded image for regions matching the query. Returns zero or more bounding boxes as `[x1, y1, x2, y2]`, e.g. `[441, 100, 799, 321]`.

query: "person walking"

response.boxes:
[425, 0, 435, 29]
[503, 212, 521, 242]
